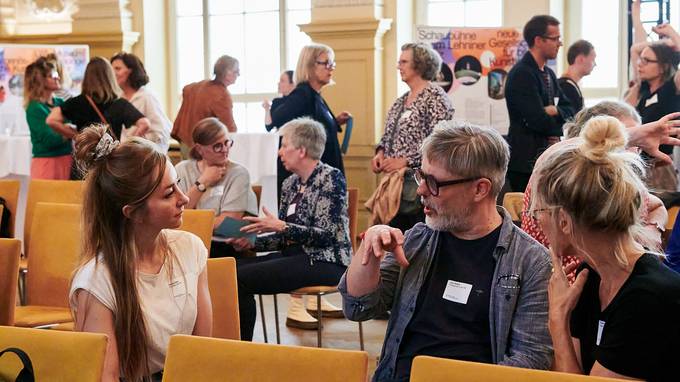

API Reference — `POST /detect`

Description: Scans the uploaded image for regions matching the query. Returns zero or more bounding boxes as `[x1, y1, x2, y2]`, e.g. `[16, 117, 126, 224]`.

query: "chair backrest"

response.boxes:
[162, 335, 368, 382]
[667, 206, 680, 232]
[502, 192, 524, 222]
[0, 326, 107, 382]
[207, 257, 240, 339]
[0, 179, 20, 237]
[26, 202, 82, 307]
[177, 209, 214, 250]
[0, 238, 20, 325]
[24, 180, 84, 257]
[410, 356, 629, 382]
[252, 185, 262, 209]
[347, 188, 358, 251]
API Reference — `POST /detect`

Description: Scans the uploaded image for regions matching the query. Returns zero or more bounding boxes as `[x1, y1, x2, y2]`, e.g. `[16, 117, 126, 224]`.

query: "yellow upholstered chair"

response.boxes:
[177, 209, 214, 251]
[207, 257, 240, 339]
[0, 326, 107, 382]
[410, 356, 629, 382]
[14, 202, 82, 327]
[0, 179, 20, 237]
[502, 192, 524, 222]
[162, 335, 368, 382]
[0, 238, 21, 325]
[23, 180, 84, 259]
[666, 206, 679, 232]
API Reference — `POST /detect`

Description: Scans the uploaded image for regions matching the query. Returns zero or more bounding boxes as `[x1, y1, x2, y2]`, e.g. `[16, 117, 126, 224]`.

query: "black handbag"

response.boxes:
[0, 347, 35, 382]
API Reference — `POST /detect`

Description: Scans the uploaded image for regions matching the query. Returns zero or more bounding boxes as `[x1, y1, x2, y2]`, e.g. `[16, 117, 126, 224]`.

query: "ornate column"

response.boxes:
[300, 0, 392, 233]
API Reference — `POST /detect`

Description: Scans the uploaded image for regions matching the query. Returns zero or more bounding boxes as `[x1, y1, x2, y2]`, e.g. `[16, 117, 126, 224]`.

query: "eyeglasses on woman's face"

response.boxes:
[315, 60, 336, 70]
[413, 168, 482, 197]
[206, 139, 233, 153]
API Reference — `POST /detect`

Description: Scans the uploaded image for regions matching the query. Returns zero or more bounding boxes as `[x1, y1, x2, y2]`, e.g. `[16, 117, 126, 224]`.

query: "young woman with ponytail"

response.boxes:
[69, 124, 212, 381]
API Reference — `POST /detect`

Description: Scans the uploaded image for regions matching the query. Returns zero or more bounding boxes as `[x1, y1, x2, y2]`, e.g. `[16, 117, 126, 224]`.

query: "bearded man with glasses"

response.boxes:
[340, 121, 553, 381]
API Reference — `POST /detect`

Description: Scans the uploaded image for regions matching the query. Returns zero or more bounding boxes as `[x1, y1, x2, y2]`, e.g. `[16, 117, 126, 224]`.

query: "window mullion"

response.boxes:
[202, 0, 210, 79]
[280, 0, 287, 73]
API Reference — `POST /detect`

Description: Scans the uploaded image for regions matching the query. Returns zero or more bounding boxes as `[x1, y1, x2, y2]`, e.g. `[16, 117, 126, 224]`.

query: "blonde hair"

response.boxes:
[72, 124, 176, 381]
[23, 57, 54, 108]
[421, 120, 509, 197]
[294, 43, 334, 85]
[81, 57, 121, 104]
[533, 116, 648, 266]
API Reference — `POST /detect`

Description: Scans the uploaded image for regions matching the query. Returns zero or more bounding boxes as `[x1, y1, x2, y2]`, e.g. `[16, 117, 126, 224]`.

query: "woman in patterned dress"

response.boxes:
[372, 42, 455, 232]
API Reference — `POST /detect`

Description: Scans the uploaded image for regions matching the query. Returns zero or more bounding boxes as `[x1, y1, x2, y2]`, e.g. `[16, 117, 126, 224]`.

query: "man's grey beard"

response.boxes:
[424, 205, 473, 233]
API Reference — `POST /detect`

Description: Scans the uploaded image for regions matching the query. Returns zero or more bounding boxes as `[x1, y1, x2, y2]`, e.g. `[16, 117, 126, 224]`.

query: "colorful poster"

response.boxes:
[0, 44, 89, 135]
[416, 26, 527, 134]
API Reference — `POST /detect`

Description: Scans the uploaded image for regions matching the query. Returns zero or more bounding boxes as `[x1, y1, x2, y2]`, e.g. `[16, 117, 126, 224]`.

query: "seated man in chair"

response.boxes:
[340, 121, 553, 381]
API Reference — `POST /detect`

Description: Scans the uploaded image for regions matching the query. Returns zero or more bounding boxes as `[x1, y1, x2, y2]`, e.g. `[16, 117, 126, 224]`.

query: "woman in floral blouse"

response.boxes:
[228, 117, 352, 341]
[372, 42, 454, 232]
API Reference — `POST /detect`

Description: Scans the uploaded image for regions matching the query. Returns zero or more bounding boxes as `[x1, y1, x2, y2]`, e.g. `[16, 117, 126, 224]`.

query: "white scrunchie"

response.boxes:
[93, 133, 119, 160]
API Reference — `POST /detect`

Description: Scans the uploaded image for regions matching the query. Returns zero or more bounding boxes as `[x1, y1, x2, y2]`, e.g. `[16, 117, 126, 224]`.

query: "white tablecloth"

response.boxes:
[228, 132, 279, 214]
[0, 134, 31, 177]
[0, 134, 31, 247]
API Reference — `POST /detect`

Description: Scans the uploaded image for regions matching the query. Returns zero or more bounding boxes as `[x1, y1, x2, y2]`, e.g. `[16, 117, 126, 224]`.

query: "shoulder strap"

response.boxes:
[0, 347, 35, 382]
[84, 95, 118, 140]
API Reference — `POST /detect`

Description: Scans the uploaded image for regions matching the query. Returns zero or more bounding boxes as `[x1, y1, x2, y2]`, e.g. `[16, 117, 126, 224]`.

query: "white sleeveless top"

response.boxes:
[69, 229, 208, 374]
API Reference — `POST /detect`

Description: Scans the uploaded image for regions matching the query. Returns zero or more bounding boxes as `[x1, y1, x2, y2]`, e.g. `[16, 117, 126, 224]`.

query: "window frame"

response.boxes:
[168, 0, 309, 131]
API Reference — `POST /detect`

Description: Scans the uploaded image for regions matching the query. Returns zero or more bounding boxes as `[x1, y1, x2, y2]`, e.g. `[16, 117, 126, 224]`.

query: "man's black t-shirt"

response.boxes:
[61, 95, 145, 139]
[636, 80, 680, 155]
[570, 253, 680, 381]
[393, 226, 501, 380]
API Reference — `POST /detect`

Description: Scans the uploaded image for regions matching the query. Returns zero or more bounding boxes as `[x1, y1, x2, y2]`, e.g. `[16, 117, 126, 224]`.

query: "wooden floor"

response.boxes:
[252, 293, 388, 378]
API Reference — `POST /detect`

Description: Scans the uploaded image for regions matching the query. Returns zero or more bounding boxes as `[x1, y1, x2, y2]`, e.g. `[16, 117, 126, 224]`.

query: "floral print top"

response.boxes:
[378, 83, 454, 168]
[255, 162, 352, 266]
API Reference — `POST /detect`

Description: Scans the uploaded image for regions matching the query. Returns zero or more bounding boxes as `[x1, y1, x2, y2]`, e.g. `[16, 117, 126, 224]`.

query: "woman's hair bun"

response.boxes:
[74, 124, 116, 173]
[579, 115, 627, 162]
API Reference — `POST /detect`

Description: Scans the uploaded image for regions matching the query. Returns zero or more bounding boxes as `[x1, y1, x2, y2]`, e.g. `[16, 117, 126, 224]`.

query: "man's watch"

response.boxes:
[195, 180, 207, 192]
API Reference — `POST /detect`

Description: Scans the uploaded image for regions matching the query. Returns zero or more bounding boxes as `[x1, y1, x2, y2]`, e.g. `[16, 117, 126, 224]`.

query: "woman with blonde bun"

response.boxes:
[69, 125, 212, 382]
[531, 116, 680, 380]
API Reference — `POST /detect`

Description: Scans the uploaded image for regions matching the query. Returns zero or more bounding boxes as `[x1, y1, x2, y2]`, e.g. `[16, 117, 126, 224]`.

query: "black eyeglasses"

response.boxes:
[541, 35, 562, 43]
[413, 168, 481, 196]
[638, 56, 659, 65]
[315, 60, 336, 70]
[208, 139, 233, 153]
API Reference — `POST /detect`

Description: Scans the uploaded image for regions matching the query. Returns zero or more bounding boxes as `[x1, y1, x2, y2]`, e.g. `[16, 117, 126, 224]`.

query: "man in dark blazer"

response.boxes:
[505, 15, 575, 192]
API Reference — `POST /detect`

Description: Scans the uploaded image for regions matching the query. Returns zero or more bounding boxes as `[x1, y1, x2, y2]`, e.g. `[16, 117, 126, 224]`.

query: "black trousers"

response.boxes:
[236, 251, 346, 341]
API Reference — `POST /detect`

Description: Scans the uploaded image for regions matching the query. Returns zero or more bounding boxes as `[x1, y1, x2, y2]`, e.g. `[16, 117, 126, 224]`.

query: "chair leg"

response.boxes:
[18, 270, 26, 306]
[273, 294, 280, 344]
[316, 294, 323, 348]
[258, 294, 268, 343]
[358, 321, 364, 350]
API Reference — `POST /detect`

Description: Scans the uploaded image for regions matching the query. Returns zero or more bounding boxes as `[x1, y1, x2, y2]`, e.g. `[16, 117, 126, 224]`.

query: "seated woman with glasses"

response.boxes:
[175, 117, 258, 258]
[228, 117, 352, 340]
[521, 101, 671, 282]
[266, 43, 351, 197]
[531, 115, 680, 380]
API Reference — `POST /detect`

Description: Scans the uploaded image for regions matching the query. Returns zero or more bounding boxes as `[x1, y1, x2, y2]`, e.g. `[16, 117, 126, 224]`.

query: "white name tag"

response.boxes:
[645, 94, 659, 107]
[442, 280, 473, 304]
[596, 320, 605, 346]
[286, 203, 296, 217]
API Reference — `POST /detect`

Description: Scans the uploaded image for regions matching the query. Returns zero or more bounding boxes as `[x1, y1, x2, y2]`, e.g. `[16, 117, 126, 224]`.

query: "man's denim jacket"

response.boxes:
[338, 207, 553, 381]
